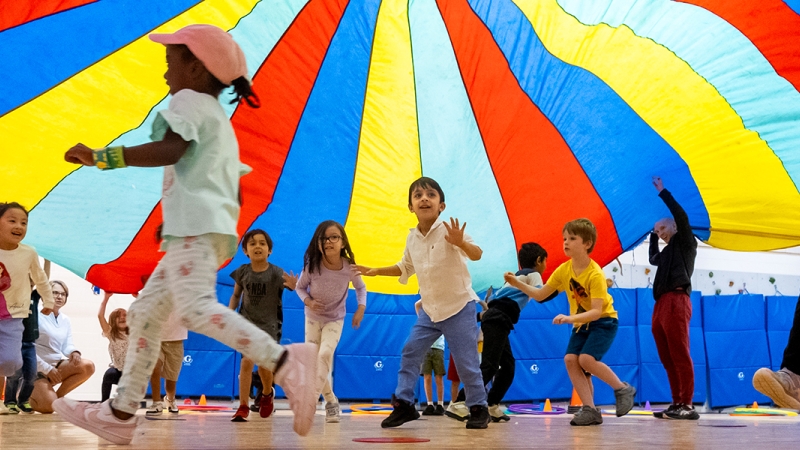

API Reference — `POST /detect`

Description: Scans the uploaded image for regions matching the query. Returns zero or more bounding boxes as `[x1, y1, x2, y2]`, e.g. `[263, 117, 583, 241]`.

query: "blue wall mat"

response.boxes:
[518, 291, 569, 320]
[602, 288, 638, 366]
[636, 288, 706, 403]
[174, 350, 235, 398]
[281, 308, 306, 345]
[333, 355, 403, 400]
[337, 312, 417, 355]
[593, 365, 639, 406]
[766, 296, 796, 371]
[510, 320, 571, 360]
[703, 294, 770, 407]
[504, 358, 572, 401]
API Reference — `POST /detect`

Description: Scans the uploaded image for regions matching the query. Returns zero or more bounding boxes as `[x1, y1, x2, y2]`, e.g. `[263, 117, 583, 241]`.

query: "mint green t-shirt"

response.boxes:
[151, 89, 250, 259]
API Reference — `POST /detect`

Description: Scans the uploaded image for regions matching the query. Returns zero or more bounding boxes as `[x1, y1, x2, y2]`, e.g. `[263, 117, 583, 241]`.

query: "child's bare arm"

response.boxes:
[353, 264, 402, 277]
[65, 128, 190, 168]
[553, 298, 603, 325]
[443, 218, 482, 261]
[503, 272, 556, 301]
[228, 284, 243, 310]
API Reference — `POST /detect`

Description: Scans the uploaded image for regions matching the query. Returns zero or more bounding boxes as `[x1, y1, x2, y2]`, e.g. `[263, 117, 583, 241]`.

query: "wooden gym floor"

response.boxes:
[1, 401, 798, 449]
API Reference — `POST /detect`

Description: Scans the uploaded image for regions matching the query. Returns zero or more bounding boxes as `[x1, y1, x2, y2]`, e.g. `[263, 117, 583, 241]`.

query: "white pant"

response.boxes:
[304, 317, 343, 403]
[113, 234, 285, 414]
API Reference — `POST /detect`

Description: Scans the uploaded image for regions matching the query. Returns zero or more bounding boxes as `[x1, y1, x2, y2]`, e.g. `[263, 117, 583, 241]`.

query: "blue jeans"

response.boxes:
[4, 341, 37, 404]
[396, 302, 487, 407]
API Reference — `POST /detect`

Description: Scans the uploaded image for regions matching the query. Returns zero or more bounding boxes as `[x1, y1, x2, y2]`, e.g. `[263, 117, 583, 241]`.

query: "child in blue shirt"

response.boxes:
[454, 242, 555, 422]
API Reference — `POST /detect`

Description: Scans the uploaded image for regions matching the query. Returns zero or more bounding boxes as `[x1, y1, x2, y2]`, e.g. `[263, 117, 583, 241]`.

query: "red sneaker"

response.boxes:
[231, 404, 250, 422]
[259, 387, 275, 418]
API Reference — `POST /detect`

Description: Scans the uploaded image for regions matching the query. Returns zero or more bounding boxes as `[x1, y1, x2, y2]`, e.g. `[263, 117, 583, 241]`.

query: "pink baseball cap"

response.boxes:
[149, 24, 248, 86]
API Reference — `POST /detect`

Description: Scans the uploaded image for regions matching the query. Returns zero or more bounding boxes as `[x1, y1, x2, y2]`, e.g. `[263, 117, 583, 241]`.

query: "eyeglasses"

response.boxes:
[319, 235, 341, 244]
[53, 292, 67, 298]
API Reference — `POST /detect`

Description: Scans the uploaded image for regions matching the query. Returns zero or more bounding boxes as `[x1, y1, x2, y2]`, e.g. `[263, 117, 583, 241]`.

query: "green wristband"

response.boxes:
[92, 146, 127, 170]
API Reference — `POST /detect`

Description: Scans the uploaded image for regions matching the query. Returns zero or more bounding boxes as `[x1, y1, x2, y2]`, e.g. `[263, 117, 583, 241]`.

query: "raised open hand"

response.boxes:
[443, 217, 466, 247]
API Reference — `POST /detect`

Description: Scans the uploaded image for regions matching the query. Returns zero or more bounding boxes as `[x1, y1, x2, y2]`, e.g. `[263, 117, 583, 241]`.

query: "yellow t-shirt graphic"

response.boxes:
[546, 259, 618, 326]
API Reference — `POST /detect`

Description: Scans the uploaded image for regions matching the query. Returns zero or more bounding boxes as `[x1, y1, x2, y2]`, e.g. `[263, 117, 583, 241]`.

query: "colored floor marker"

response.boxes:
[353, 437, 431, 443]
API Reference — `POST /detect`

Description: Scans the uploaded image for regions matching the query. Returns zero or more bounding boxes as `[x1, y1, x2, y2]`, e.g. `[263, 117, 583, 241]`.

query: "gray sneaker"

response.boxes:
[614, 382, 636, 416]
[325, 401, 340, 423]
[570, 405, 603, 426]
[753, 367, 800, 410]
[145, 401, 164, 416]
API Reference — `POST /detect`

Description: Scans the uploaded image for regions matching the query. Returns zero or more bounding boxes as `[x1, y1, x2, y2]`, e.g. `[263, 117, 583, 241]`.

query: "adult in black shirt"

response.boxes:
[649, 176, 698, 420]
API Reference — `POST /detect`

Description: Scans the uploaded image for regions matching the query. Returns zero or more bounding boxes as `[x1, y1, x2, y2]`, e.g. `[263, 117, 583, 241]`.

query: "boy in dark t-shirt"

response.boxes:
[228, 229, 297, 422]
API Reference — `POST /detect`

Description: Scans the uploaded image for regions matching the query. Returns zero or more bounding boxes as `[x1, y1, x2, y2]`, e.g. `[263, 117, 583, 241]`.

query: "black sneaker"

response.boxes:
[664, 404, 699, 420]
[381, 395, 420, 428]
[433, 404, 445, 416]
[653, 404, 678, 419]
[421, 404, 436, 416]
[465, 405, 490, 429]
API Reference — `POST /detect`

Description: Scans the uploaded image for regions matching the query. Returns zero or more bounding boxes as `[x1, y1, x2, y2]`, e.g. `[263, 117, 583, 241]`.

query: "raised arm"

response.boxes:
[443, 218, 482, 261]
[653, 177, 691, 236]
[649, 232, 662, 266]
[98, 291, 112, 336]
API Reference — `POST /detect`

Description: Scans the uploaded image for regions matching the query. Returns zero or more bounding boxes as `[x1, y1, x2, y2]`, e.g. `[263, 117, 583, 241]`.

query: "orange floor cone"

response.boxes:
[543, 399, 553, 412]
[751, 401, 758, 409]
[567, 389, 582, 414]
[199, 394, 207, 406]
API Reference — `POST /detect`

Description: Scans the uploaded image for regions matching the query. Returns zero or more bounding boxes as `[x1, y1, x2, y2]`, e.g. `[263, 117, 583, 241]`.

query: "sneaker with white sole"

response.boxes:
[0, 403, 13, 415]
[325, 401, 340, 423]
[488, 404, 509, 422]
[145, 401, 164, 416]
[445, 401, 469, 421]
[52, 398, 138, 445]
[274, 343, 318, 436]
[165, 397, 179, 414]
[753, 367, 800, 410]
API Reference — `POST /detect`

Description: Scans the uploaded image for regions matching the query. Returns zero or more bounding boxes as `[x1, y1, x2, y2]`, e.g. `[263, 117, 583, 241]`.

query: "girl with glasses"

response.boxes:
[296, 220, 367, 423]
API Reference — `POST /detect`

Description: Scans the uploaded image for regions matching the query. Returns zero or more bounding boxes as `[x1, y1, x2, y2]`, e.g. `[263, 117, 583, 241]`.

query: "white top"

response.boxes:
[103, 333, 129, 370]
[36, 311, 78, 374]
[161, 310, 188, 342]
[431, 335, 445, 351]
[395, 219, 478, 323]
[0, 243, 54, 319]
[152, 89, 250, 259]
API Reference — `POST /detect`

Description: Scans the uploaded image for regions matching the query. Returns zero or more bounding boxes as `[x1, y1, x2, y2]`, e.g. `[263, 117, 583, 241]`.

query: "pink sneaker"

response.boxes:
[274, 343, 318, 436]
[52, 398, 138, 445]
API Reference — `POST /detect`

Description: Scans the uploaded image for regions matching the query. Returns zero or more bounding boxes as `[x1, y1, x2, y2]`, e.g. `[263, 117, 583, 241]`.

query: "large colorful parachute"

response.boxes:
[3, 0, 800, 294]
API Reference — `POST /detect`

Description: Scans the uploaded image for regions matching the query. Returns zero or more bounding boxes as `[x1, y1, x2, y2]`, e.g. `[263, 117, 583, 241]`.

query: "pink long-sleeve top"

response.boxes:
[295, 259, 367, 323]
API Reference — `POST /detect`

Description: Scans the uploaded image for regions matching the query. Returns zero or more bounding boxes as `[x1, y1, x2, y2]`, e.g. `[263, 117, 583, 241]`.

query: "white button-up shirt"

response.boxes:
[36, 311, 78, 374]
[395, 220, 478, 322]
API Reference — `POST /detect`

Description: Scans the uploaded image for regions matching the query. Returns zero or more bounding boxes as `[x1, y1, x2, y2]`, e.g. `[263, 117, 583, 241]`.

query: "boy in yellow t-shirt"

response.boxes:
[504, 218, 635, 426]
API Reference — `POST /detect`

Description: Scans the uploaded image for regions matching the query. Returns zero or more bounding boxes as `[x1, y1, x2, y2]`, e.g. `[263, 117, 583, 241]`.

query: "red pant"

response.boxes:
[652, 291, 694, 405]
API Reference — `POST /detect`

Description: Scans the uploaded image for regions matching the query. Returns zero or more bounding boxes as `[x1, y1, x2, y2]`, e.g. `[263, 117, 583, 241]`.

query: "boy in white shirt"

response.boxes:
[355, 177, 489, 429]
